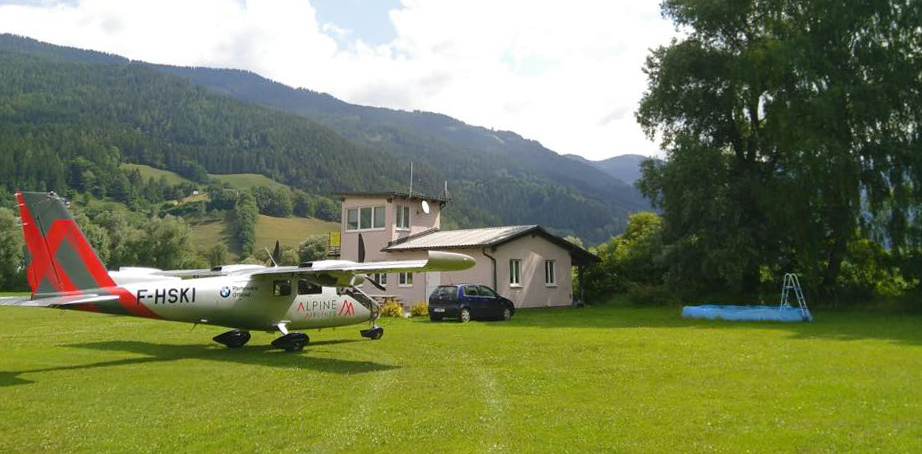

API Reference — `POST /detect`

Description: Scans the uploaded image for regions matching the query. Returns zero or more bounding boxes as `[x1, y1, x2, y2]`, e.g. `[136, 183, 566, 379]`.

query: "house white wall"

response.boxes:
[491, 235, 573, 308]
[340, 195, 441, 262]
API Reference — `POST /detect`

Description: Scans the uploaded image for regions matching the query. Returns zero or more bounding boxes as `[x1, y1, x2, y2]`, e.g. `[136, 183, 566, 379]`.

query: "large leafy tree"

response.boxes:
[637, 0, 921, 297]
[0, 207, 25, 291]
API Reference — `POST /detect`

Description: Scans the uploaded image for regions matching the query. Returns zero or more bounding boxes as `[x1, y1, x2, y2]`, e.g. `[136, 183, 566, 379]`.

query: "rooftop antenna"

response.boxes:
[442, 181, 451, 204]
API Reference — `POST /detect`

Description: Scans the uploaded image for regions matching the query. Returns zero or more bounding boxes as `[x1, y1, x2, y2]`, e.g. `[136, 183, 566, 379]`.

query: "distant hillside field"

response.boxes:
[187, 214, 235, 254]
[253, 215, 339, 251]
[120, 163, 192, 186]
[212, 173, 290, 192]
[121, 164, 291, 198]
[187, 212, 338, 259]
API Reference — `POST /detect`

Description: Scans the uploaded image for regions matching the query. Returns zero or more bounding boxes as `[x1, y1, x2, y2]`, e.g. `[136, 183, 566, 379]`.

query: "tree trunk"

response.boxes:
[821, 234, 848, 299]
[741, 258, 761, 299]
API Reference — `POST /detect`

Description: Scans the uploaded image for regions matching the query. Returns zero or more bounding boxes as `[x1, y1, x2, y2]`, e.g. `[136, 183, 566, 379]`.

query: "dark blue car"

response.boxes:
[428, 284, 515, 323]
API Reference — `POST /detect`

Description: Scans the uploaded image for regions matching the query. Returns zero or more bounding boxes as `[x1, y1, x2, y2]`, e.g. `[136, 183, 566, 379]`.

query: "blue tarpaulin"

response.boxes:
[682, 304, 812, 322]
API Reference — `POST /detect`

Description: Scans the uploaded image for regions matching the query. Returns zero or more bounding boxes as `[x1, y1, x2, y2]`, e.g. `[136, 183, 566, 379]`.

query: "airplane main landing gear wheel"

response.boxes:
[360, 326, 384, 340]
[271, 332, 309, 352]
[213, 329, 251, 348]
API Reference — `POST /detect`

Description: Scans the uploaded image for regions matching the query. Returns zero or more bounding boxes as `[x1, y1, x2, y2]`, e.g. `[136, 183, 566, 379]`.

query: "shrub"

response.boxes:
[409, 301, 428, 317]
[626, 284, 680, 306]
[379, 301, 403, 318]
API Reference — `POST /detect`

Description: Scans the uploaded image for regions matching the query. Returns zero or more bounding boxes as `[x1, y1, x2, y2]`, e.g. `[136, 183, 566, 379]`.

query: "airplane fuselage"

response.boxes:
[99, 276, 374, 331]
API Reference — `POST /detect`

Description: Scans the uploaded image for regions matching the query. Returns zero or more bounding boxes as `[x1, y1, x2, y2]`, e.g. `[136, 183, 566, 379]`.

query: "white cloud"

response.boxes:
[0, 0, 677, 159]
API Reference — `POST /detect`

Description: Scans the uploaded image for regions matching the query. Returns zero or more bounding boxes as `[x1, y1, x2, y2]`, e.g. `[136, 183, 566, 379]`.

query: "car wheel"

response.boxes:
[459, 308, 471, 323]
[502, 308, 512, 321]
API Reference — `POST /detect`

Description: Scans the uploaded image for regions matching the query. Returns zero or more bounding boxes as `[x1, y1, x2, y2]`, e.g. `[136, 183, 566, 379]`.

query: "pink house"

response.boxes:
[338, 192, 599, 308]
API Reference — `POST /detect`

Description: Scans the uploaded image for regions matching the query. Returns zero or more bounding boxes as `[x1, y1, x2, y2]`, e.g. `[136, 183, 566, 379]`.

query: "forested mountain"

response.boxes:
[565, 154, 650, 185]
[148, 65, 647, 214]
[0, 34, 649, 244]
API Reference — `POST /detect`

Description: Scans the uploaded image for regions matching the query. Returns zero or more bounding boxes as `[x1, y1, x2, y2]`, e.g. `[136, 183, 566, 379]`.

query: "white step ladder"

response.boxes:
[780, 273, 812, 321]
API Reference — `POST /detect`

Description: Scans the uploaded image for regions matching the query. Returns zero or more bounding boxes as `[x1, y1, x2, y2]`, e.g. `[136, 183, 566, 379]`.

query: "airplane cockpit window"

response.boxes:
[298, 280, 322, 295]
[273, 280, 292, 297]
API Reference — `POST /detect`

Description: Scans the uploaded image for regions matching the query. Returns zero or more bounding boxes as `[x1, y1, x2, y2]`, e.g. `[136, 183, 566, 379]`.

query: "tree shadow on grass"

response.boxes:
[495, 306, 922, 347]
[0, 339, 399, 388]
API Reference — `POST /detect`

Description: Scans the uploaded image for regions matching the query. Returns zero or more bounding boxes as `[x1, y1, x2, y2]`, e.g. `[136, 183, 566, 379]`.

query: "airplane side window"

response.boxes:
[298, 279, 322, 295]
[274, 280, 292, 297]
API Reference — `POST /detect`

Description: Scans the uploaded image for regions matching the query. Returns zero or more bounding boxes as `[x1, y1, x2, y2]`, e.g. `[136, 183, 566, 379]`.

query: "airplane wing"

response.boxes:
[246, 251, 475, 286]
[151, 269, 226, 278]
[0, 294, 119, 308]
[113, 265, 268, 280]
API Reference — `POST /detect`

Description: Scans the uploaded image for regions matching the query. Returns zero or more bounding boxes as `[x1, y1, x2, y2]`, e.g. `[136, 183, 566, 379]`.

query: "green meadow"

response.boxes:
[120, 164, 193, 186]
[187, 213, 339, 259]
[211, 173, 291, 192]
[1, 303, 920, 453]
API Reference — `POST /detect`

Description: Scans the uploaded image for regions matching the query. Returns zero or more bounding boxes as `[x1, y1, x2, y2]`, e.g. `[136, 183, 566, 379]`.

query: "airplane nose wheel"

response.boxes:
[272, 332, 309, 352]
[360, 326, 384, 340]
[213, 330, 251, 348]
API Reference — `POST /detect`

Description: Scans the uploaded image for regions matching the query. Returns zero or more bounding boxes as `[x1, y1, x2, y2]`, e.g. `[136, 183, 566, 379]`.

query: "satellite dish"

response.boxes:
[421, 200, 430, 214]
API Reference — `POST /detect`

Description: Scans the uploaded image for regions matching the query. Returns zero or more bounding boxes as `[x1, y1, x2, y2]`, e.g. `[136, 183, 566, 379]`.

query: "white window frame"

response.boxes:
[372, 273, 388, 286]
[509, 259, 521, 287]
[345, 205, 386, 231]
[373, 206, 386, 229]
[396, 205, 410, 230]
[545, 260, 557, 287]
[346, 208, 359, 231]
[398, 272, 414, 287]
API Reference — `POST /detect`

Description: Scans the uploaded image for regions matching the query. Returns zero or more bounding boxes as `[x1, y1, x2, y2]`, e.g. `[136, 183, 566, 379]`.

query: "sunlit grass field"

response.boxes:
[188, 213, 339, 259]
[120, 164, 291, 193]
[1, 304, 920, 453]
[253, 214, 339, 252]
[120, 163, 193, 186]
[211, 173, 291, 191]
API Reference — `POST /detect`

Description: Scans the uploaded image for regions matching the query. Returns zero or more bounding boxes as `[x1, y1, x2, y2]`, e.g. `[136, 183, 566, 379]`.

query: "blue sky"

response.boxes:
[0, 0, 677, 160]
[311, 0, 401, 45]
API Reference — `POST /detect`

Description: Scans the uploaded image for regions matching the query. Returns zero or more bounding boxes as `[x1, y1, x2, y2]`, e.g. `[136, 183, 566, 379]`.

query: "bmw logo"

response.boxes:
[220, 287, 231, 298]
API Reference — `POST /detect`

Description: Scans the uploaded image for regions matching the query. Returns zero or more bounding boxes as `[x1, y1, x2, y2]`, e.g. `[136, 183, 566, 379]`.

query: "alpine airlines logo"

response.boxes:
[220, 287, 231, 298]
[338, 300, 355, 316]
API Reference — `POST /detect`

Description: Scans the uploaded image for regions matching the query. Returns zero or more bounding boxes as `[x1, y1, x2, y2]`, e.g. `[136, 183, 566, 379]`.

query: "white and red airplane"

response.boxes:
[0, 192, 475, 352]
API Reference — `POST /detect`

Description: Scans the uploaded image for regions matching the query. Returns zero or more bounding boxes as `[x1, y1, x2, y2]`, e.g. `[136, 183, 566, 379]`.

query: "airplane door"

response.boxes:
[425, 272, 440, 300]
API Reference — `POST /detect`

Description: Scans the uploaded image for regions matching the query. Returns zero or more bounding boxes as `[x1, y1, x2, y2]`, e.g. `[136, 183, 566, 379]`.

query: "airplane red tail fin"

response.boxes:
[16, 192, 115, 295]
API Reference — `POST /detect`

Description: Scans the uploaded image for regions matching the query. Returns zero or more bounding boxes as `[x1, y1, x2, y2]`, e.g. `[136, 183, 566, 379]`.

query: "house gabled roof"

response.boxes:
[382, 225, 600, 266]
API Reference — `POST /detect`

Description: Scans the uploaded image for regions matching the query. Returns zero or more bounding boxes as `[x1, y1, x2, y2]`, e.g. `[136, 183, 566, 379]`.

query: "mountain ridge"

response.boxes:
[0, 33, 650, 244]
[564, 153, 652, 185]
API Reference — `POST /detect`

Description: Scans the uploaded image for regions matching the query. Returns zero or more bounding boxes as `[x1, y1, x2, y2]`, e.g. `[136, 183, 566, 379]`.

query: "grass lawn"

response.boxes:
[0, 304, 920, 453]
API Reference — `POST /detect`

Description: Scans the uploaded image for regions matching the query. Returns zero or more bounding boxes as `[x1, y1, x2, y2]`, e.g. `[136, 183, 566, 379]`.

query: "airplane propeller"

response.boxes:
[358, 234, 366, 263]
[364, 275, 386, 291]
[264, 240, 281, 267]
